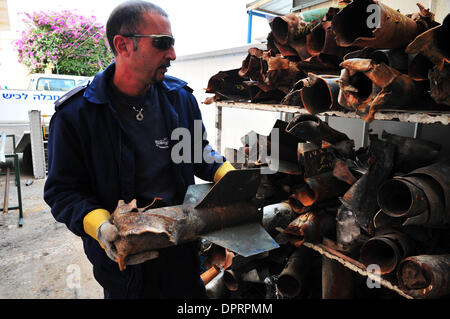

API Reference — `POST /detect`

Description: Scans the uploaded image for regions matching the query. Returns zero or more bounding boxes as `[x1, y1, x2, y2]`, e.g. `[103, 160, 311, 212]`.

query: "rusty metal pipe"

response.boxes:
[360, 232, 416, 274]
[377, 178, 428, 218]
[300, 73, 341, 114]
[332, 0, 427, 49]
[276, 245, 315, 298]
[397, 254, 450, 299]
[269, 8, 332, 45]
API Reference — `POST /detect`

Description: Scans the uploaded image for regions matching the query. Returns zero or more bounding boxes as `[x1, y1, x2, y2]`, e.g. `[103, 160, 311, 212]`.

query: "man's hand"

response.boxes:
[97, 221, 119, 262]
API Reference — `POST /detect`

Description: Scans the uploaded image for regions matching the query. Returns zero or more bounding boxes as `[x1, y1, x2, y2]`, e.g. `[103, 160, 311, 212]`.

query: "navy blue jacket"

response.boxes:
[43, 63, 225, 298]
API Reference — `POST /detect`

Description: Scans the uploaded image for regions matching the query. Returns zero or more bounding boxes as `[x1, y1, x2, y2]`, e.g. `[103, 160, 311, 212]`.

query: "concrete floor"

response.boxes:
[0, 170, 103, 299]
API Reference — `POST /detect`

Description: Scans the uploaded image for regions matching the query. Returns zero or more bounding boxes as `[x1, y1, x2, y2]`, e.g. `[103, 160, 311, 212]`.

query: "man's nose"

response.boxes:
[165, 45, 176, 61]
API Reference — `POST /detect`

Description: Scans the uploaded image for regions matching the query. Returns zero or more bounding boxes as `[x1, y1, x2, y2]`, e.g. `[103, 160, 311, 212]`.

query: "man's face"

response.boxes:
[129, 12, 176, 84]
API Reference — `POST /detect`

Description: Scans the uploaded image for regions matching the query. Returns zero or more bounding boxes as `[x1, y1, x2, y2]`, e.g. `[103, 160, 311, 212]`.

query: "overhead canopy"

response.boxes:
[246, 0, 293, 16]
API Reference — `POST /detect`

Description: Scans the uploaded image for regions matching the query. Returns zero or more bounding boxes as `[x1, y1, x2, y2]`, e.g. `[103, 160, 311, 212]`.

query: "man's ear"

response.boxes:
[113, 35, 132, 57]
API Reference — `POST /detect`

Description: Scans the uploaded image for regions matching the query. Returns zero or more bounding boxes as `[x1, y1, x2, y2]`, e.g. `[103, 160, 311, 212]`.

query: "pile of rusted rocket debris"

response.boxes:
[203, 113, 450, 299]
[204, 0, 450, 123]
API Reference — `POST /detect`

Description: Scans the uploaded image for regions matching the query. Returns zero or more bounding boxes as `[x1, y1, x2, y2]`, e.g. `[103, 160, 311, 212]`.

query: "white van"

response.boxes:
[27, 73, 93, 91]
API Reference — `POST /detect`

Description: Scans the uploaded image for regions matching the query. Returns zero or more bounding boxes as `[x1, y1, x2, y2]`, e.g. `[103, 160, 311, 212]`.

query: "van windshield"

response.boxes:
[36, 78, 76, 91]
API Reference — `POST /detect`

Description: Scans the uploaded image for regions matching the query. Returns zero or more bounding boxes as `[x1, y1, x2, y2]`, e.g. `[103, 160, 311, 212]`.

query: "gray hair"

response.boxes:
[106, 0, 168, 55]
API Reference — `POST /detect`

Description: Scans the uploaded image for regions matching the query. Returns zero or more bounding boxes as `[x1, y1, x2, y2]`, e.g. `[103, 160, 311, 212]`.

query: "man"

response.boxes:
[44, 0, 234, 299]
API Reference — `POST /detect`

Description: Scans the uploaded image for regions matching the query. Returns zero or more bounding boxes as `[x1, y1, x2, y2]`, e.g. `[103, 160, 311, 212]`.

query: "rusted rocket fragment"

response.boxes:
[306, 11, 354, 61]
[338, 58, 418, 122]
[204, 68, 250, 104]
[381, 130, 441, 173]
[267, 119, 300, 165]
[397, 254, 450, 299]
[341, 135, 395, 233]
[299, 147, 335, 178]
[332, 0, 435, 49]
[333, 159, 359, 186]
[267, 31, 300, 58]
[406, 13, 449, 71]
[360, 231, 416, 274]
[264, 54, 306, 94]
[111, 169, 279, 271]
[290, 172, 350, 208]
[270, 8, 331, 46]
[429, 64, 450, 107]
[262, 202, 297, 235]
[299, 73, 341, 114]
[408, 53, 435, 81]
[269, 8, 328, 60]
[242, 80, 286, 103]
[286, 113, 350, 146]
[238, 47, 267, 83]
[400, 161, 450, 228]
[282, 210, 336, 247]
[344, 48, 409, 74]
[276, 245, 317, 298]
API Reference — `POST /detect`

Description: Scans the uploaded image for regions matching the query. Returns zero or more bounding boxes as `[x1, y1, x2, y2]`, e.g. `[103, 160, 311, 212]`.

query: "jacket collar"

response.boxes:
[84, 62, 188, 104]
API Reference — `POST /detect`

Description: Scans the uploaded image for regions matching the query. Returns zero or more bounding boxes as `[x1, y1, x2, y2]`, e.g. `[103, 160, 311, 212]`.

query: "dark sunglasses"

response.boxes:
[122, 34, 175, 51]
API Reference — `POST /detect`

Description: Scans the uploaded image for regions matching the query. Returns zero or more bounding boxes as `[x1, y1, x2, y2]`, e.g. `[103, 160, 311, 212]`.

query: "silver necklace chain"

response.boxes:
[132, 106, 144, 121]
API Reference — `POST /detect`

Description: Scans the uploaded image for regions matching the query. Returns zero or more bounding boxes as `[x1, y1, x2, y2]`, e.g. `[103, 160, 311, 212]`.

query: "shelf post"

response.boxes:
[215, 104, 223, 154]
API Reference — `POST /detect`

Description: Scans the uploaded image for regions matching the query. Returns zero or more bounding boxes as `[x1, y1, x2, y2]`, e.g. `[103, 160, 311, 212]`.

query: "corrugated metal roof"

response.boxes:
[246, 0, 293, 16]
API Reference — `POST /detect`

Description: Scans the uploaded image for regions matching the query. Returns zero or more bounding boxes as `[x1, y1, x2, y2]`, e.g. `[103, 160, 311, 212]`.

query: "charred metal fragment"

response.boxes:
[265, 54, 306, 94]
[381, 130, 441, 173]
[332, 0, 434, 49]
[242, 80, 286, 103]
[397, 254, 450, 299]
[408, 53, 435, 81]
[406, 13, 450, 70]
[286, 113, 350, 146]
[204, 69, 250, 103]
[282, 210, 336, 246]
[429, 64, 450, 107]
[299, 147, 336, 178]
[238, 47, 267, 83]
[262, 202, 298, 235]
[341, 135, 395, 233]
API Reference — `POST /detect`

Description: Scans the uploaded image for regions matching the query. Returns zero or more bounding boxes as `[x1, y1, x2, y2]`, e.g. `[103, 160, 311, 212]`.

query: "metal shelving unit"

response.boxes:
[212, 100, 450, 299]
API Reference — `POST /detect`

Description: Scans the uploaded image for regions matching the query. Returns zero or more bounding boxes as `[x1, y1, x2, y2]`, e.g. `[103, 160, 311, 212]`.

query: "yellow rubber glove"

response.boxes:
[213, 161, 235, 183]
[83, 209, 111, 247]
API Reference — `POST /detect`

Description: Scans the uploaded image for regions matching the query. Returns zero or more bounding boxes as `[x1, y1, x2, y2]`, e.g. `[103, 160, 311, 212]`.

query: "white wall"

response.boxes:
[169, 43, 280, 155]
